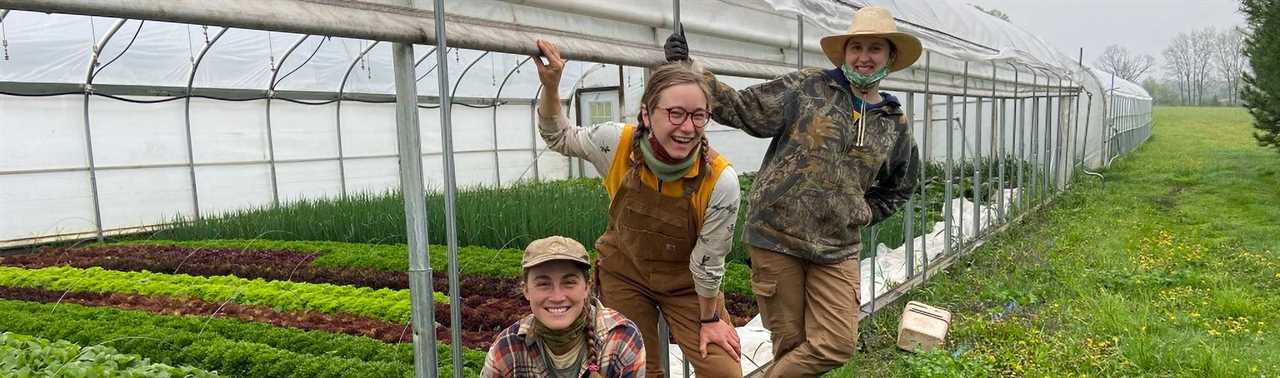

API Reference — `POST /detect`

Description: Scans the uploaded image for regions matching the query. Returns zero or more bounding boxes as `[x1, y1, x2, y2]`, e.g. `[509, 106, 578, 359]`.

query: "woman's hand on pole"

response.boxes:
[531, 39, 565, 90]
[531, 39, 566, 117]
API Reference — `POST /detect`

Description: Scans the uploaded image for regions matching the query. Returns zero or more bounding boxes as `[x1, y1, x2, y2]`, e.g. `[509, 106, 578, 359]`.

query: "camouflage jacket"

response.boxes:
[707, 68, 920, 263]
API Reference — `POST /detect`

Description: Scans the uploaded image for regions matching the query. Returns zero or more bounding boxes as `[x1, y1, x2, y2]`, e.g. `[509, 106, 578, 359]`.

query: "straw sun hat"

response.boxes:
[818, 6, 923, 72]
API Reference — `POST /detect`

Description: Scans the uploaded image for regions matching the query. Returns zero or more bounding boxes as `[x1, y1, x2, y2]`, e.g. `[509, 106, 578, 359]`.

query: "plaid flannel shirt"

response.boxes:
[481, 299, 645, 378]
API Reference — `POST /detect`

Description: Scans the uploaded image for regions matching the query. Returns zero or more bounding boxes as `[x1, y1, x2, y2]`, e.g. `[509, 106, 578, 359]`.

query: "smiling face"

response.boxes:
[522, 260, 589, 330]
[844, 36, 893, 75]
[640, 83, 709, 160]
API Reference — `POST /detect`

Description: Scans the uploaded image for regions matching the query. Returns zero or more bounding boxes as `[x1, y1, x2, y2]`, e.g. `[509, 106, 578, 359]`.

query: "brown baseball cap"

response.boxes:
[522, 236, 591, 270]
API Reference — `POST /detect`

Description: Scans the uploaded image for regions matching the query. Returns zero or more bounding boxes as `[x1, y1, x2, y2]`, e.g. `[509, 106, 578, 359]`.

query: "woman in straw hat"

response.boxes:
[666, 6, 922, 377]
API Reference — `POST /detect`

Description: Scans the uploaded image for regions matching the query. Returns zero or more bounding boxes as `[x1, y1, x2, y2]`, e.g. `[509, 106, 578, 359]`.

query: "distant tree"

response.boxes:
[1190, 28, 1218, 105]
[972, 5, 1010, 22]
[1094, 45, 1155, 82]
[1213, 27, 1248, 105]
[1163, 34, 1196, 104]
[1163, 29, 1218, 105]
[1241, 0, 1280, 153]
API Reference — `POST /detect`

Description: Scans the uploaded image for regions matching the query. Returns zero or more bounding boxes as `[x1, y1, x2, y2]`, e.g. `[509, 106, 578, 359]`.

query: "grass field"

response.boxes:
[831, 106, 1280, 377]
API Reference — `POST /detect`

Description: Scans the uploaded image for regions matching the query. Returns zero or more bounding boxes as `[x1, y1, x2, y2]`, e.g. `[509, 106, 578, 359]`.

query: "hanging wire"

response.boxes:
[275, 36, 328, 87]
[92, 20, 144, 80]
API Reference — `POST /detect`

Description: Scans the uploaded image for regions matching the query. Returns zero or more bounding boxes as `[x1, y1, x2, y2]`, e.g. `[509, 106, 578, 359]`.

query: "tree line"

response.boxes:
[1096, 28, 1248, 107]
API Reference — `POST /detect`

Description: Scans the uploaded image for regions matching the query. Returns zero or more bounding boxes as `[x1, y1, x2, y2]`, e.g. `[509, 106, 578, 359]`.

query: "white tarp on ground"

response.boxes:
[662, 188, 1023, 376]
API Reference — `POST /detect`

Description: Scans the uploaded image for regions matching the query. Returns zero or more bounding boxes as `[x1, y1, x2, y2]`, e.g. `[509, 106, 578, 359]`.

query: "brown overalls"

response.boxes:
[594, 135, 741, 378]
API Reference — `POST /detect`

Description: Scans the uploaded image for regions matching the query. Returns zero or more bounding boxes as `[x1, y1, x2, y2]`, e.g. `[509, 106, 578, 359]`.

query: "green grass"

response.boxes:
[832, 107, 1280, 377]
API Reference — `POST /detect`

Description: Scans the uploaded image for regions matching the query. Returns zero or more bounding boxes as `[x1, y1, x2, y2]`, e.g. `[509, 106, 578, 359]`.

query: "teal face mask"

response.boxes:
[841, 62, 891, 90]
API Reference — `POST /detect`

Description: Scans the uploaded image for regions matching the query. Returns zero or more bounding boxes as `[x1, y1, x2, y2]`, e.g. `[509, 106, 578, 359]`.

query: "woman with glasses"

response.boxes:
[531, 39, 743, 377]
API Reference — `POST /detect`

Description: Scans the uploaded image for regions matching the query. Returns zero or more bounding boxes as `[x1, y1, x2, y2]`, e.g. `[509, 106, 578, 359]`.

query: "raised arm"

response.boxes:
[663, 30, 799, 138]
[532, 40, 621, 173]
[704, 69, 808, 138]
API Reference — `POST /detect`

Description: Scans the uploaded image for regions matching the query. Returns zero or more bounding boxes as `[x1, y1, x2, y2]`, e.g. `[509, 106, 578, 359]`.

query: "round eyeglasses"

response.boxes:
[660, 106, 711, 127]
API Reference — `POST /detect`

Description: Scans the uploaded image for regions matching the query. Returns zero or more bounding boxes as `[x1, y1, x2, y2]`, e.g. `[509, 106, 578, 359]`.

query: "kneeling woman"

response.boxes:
[531, 40, 743, 378]
[483, 236, 646, 377]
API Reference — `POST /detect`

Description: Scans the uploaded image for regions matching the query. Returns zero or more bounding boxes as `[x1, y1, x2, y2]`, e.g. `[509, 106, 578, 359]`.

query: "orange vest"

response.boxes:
[602, 124, 731, 228]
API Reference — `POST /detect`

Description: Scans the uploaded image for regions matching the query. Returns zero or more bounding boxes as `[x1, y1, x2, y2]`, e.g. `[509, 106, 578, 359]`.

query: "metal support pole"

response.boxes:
[82, 19, 128, 242]
[958, 62, 967, 245]
[265, 34, 310, 207]
[1056, 76, 1067, 191]
[618, 64, 626, 122]
[183, 26, 228, 220]
[392, 31, 438, 378]
[1040, 72, 1050, 199]
[1082, 92, 1093, 169]
[1037, 72, 1048, 199]
[1042, 72, 1051, 201]
[1014, 65, 1025, 214]
[944, 95, 954, 257]
[973, 76, 983, 240]
[531, 102, 541, 181]
[904, 92, 915, 278]
[1105, 71, 1116, 167]
[920, 52, 931, 279]
[1029, 68, 1039, 207]
[1040, 70, 1050, 203]
[997, 97, 1006, 221]
[990, 64, 999, 224]
[1073, 48, 1084, 170]
[433, 0, 465, 374]
[494, 57, 535, 186]
[337, 41, 381, 199]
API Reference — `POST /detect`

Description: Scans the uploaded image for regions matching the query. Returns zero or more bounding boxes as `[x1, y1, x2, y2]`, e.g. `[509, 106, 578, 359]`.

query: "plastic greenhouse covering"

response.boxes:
[0, 0, 1154, 374]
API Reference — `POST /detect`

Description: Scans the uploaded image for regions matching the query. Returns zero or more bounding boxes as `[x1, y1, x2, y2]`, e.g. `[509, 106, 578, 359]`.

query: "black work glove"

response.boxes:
[664, 25, 690, 63]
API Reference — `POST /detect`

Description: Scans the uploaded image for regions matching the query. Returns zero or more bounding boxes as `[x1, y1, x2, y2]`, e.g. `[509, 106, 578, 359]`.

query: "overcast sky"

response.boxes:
[964, 0, 1248, 80]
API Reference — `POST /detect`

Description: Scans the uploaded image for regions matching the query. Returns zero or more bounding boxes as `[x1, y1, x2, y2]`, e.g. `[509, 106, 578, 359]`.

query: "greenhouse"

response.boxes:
[0, 0, 1155, 376]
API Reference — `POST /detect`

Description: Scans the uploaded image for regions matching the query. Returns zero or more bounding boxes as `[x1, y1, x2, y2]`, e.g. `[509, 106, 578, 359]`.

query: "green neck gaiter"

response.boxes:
[841, 62, 891, 90]
[534, 308, 589, 355]
[638, 131, 700, 182]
